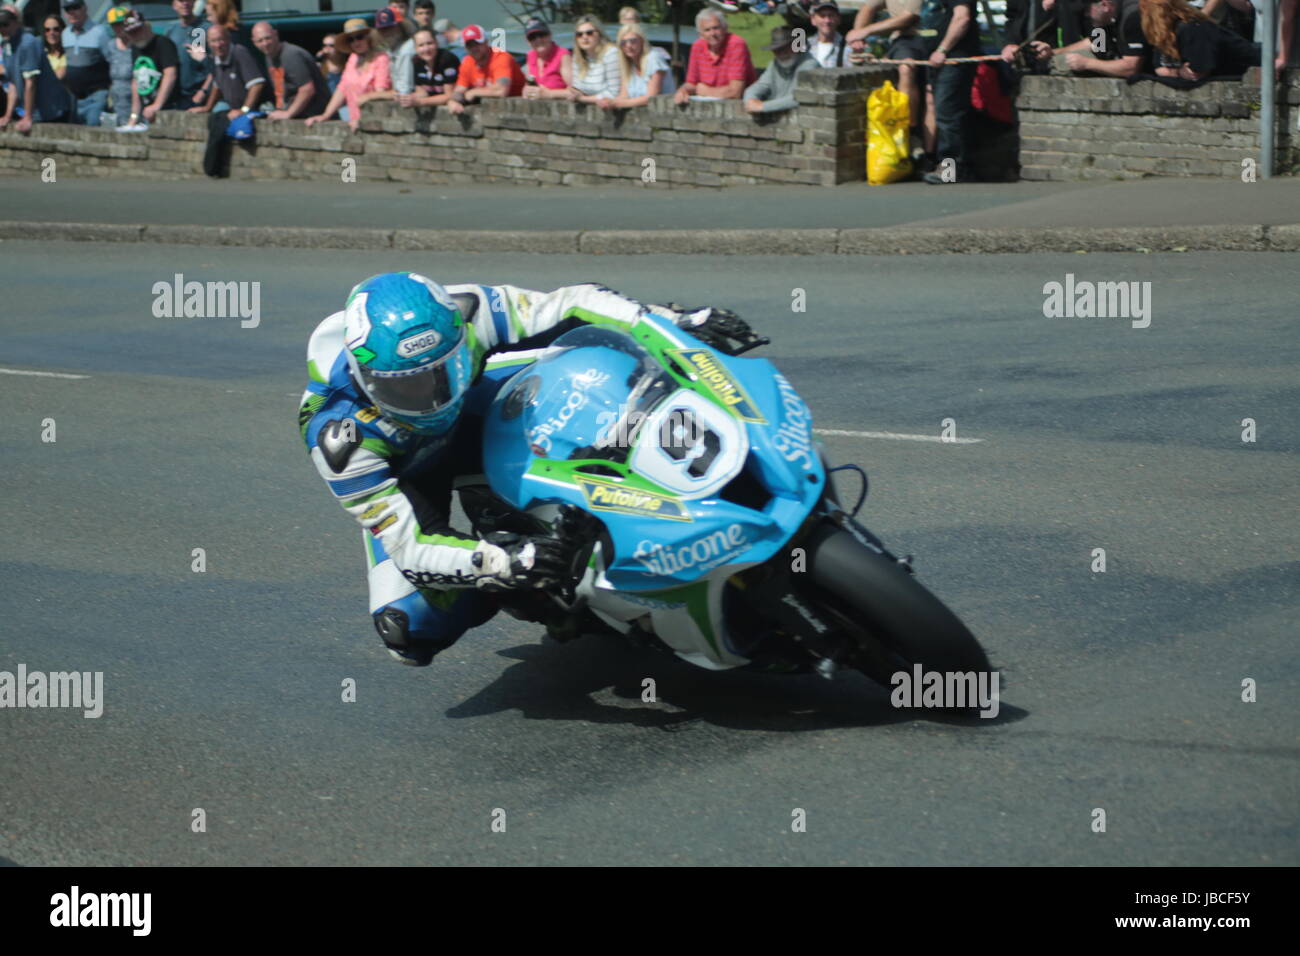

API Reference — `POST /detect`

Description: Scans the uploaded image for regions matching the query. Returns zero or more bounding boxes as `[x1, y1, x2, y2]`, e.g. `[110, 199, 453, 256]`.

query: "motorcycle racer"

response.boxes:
[299, 272, 764, 666]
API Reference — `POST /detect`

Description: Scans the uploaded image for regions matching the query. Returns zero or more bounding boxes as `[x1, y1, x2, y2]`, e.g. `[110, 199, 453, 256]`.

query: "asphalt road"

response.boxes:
[1, 244, 1296, 865]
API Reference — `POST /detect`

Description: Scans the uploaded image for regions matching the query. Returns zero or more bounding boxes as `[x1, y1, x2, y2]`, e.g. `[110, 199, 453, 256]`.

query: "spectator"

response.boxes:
[315, 35, 342, 94]
[61, 0, 119, 125]
[305, 18, 391, 131]
[521, 18, 571, 100]
[252, 21, 329, 120]
[166, 0, 211, 109]
[412, 0, 436, 32]
[389, 0, 417, 39]
[1224, 0, 1297, 70]
[122, 8, 179, 129]
[448, 23, 524, 115]
[999, 1, 1062, 68]
[849, 0, 927, 154]
[1140, 0, 1260, 77]
[435, 19, 465, 59]
[188, 23, 265, 175]
[43, 15, 67, 81]
[807, 2, 848, 67]
[397, 26, 458, 107]
[189, 23, 263, 113]
[105, 6, 134, 125]
[206, 0, 247, 49]
[619, 6, 642, 26]
[601, 23, 674, 108]
[372, 6, 414, 97]
[924, 0, 981, 184]
[0, 6, 75, 131]
[743, 25, 819, 112]
[568, 15, 620, 102]
[1064, 0, 1150, 75]
[674, 7, 757, 104]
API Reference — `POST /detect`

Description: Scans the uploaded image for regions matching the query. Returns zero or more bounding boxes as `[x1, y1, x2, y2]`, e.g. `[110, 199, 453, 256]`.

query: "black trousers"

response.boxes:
[203, 110, 230, 178]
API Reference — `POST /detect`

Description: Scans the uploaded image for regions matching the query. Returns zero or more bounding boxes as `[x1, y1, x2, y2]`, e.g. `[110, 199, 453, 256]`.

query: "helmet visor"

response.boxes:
[360, 336, 469, 417]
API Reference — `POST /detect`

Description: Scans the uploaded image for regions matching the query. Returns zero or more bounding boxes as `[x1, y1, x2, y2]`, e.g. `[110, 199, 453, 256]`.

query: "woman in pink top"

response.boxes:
[520, 19, 571, 100]
[305, 18, 392, 132]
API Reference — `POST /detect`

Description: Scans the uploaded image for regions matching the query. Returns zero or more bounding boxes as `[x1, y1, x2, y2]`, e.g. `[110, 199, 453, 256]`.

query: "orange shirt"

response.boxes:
[455, 48, 525, 97]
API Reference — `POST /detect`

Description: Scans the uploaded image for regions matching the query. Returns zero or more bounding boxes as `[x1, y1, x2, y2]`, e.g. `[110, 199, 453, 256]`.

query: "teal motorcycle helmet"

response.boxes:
[342, 272, 474, 436]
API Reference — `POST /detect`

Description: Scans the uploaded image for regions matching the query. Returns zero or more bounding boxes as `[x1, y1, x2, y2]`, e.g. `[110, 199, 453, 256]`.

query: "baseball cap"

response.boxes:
[462, 24, 486, 45]
[226, 112, 257, 141]
[61, 1, 86, 10]
[374, 6, 402, 29]
[105, 5, 130, 23]
[121, 8, 146, 30]
[812, 1, 839, 11]
[524, 18, 549, 37]
[765, 26, 795, 50]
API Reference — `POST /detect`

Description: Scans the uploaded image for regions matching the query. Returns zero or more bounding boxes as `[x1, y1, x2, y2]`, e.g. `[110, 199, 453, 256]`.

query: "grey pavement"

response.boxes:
[1, 244, 1296, 865]
[3, 173, 1298, 232]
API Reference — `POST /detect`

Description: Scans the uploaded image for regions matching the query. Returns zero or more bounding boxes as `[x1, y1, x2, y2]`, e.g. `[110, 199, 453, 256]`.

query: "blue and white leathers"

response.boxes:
[299, 282, 697, 660]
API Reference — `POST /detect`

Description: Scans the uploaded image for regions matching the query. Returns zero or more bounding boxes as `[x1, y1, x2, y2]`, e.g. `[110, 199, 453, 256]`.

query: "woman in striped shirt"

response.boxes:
[565, 15, 621, 102]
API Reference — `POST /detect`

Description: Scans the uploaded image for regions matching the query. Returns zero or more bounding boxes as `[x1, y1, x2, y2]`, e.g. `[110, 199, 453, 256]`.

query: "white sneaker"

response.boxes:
[115, 121, 149, 133]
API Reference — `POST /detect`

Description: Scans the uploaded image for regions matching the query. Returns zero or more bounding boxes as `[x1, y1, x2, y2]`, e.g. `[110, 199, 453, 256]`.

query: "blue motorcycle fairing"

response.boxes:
[481, 319, 825, 592]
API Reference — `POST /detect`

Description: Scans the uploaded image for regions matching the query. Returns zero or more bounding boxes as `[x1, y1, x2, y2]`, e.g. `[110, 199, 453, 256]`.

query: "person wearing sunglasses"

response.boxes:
[566, 15, 620, 103]
[305, 17, 391, 131]
[520, 18, 571, 100]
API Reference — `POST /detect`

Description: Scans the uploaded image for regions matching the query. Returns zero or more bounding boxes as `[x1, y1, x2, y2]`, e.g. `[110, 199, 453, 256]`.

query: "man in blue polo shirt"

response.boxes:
[0, 7, 75, 132]
[61, 0, 116, 125]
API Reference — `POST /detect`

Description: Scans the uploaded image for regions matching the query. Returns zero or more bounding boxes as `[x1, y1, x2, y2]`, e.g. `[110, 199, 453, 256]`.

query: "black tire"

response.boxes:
[803, 521, 991, 690]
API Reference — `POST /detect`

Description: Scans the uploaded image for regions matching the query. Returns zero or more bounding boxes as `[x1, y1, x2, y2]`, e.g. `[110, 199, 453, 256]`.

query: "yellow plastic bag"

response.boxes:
[867, 80, 913, 186]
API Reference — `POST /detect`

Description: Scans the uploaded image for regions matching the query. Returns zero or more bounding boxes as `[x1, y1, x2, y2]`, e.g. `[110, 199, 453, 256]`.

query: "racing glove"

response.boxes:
[672, 305, 770, 355]
[471, 531, 576, 592]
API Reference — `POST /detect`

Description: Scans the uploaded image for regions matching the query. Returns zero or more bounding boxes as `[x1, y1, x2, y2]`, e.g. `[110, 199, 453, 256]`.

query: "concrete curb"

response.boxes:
[3, 221, 1296, 255]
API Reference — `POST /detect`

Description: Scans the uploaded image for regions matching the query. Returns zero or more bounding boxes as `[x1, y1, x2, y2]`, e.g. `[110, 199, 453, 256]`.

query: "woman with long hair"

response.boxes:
[1140, 0, 1260, 79]
[600, 23, 674, 109]
[205, 0, 248, 48]
[566, 15, 620, 103]
[305, 18, 392, 131]
[43, 15, 67, 80]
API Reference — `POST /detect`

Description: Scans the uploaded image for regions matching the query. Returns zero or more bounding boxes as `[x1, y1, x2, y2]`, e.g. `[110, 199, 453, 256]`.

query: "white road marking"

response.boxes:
[0, 368, 89, 380]
[814, 428, 983, 444]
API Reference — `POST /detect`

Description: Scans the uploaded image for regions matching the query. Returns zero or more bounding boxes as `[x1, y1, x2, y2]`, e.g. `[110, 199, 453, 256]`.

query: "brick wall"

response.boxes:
[1018, 70, 1300, 180]
[0, 68, 893, 187]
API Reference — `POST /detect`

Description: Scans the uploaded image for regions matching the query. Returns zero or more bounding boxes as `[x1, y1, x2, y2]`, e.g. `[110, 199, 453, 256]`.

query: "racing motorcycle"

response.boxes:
[470, 310, 991, 689]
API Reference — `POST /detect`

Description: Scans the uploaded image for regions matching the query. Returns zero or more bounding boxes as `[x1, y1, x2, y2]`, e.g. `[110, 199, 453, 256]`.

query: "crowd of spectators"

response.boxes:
[0, 0, 1294, 182]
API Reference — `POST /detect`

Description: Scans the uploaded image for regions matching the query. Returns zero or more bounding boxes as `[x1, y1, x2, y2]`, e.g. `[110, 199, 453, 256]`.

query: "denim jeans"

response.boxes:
[75, 88, 110, 126]
[932, 61, 976, 181]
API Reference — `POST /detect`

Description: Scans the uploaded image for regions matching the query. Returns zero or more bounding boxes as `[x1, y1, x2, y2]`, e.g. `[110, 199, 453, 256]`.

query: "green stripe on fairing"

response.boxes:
[360, 438, 395, 458]
[307, 359, 328, 385]
[528, 458, 680, 499]
[484, 354, 537, 370]
[350, 485, 399, 505]
[505, 294, 525, 339]
[413, 532, 478, 550]
[637, 580, 719, 657]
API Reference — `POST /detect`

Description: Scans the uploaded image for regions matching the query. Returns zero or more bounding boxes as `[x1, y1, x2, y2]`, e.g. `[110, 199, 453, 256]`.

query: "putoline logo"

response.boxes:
[669, 348, 767, 424]
[577, 478, 691, 522]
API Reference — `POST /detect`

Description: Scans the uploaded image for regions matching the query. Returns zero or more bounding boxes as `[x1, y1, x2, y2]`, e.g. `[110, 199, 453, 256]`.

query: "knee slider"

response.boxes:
[373, 607, 436, 666]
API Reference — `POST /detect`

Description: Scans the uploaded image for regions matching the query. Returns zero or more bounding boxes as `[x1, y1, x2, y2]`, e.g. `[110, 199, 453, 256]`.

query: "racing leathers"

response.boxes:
[299, 282, 733, 665]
